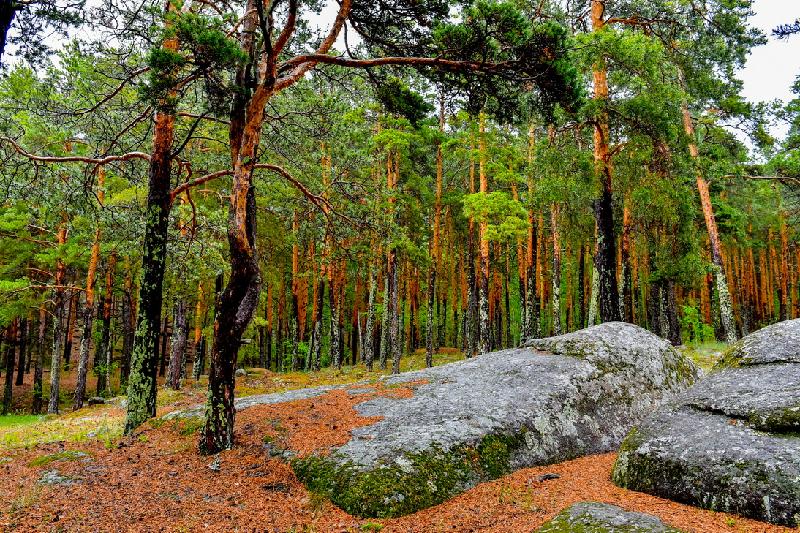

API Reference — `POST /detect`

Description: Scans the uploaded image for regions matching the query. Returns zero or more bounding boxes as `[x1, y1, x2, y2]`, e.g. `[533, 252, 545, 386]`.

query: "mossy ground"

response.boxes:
[679, 341, 730, 372]
[29, 449, 90, 467]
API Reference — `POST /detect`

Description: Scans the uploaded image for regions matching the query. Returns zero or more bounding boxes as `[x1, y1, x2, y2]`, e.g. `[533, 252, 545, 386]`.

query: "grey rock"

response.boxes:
[537, 502, 681, 532]
[235, 368, 248, 378]
[162, 384, 340, 420]
[87, 396, 105, 405]
[293, 322, 697, 517]
[345, 387, 375, 396]
[613, 319, 800, 526]
[38, 469, 78, 485]
[719, 318, 800, 366]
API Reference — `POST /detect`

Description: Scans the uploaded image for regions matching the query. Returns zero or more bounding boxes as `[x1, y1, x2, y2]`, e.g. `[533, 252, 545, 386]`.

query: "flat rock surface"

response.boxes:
[163, 384, 344, 420]
[613, 319, 800, 526]
[292, 322, 697, 517]
[537, 502, 681, 532]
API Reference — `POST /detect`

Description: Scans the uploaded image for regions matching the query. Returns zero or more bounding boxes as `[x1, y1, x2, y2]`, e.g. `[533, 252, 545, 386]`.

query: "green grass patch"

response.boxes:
[176, 416, 204, 436]
[0, 415, 43, 428]
[0, 412, 123, 450]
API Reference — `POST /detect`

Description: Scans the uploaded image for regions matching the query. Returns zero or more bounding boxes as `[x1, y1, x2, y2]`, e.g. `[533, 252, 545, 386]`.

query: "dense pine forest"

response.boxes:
[1, 1, 800, 531]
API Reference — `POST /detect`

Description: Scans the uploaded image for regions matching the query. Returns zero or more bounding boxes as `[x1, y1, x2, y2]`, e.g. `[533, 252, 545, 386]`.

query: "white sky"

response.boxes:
[739, 0, 800, 106]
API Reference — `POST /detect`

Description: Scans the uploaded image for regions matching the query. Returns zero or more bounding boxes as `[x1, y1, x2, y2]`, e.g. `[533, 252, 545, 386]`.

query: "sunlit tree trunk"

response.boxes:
[380, 273, 390, 369]
[465, 144, 478, 357]
[199, 0, 262, 453]
[389, 152, 402, 374]
[680, 104, 736, 343]
[192, 279, 206, 379]
[780, 214, 790, 321]
[74, 210, 102, 409]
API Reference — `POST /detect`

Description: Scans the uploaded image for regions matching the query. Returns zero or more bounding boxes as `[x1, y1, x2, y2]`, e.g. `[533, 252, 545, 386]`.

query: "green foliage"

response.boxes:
[462, 192, 528, 242]
[376, 78, 433, 126]
[680, 305, 716, 346]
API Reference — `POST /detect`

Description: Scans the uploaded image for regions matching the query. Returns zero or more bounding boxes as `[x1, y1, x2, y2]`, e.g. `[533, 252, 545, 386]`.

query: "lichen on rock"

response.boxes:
[293, 322, 696, 517]
[612, 319, 800, 526]
[537, 502, 682, 532]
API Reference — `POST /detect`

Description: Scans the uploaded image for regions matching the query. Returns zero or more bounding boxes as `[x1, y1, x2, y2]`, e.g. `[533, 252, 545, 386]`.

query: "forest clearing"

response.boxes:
[1, 0, 800, 531]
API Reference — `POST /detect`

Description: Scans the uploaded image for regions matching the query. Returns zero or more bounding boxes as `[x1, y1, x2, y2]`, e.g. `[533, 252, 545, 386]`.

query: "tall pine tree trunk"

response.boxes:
[524, 125, 540, 340]
[426, 96, 444, 366]
[389, 251, 401, 373]
[364, 264, 377, 371]
[591, 0, 621, 323]
[551, 203, 562, 335]
[680, 103, 736, 343]
[477, 113, 491, 354]
[62, 292, 76, 368]
[200, 0, 264, 452]
[32, 305, 46, 414]
[167, 300, 189, 390]
[75, 168, 105, 408]
[124, 4, 178, 432]
[95, 254, 115, 396]
[48, 218, 68, 414]
[192, 279, 206, 379]
[2, 322, 16, 415]
[15, 318, 27, 387]
[621, 200, 633, 322]
[120, 273, 135, 387]
[200, 182, 260, 454]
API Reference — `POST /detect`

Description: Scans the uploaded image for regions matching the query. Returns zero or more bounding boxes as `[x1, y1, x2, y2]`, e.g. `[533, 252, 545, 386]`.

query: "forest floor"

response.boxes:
[1, 344, 786, 533]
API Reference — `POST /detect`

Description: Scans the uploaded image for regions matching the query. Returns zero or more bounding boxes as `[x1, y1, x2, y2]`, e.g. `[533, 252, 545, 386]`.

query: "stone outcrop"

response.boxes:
[612, 319, 800, 526]
[292, 322, 697, 517]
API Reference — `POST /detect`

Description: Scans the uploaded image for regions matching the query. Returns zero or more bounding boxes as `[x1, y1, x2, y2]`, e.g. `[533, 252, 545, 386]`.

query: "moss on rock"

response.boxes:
[292, 431, 528, 518]
[537, 502, 682, 532]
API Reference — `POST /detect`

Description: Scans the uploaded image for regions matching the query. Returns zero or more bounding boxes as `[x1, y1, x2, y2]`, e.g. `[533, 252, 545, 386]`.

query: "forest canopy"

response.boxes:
[0, 0, 797, 458]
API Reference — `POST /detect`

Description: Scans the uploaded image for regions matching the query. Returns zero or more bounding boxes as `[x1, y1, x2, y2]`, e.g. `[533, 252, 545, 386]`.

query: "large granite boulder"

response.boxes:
[537, 502, 681, 532]
[293, 322, 698, 517]
[612, 319, 800, 526]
